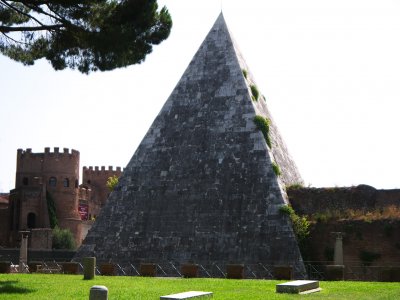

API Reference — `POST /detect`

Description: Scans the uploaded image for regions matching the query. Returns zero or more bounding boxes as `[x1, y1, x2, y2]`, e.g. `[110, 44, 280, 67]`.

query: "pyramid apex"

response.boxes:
[211, 11, 228, 29]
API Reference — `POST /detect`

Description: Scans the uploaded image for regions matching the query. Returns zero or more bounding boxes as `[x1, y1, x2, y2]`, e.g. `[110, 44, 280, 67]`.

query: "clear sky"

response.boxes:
[1, 0, 400, 192]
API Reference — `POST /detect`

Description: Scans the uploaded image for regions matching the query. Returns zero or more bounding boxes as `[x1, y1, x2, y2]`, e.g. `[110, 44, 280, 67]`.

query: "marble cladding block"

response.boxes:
[276, 280, 320, 294]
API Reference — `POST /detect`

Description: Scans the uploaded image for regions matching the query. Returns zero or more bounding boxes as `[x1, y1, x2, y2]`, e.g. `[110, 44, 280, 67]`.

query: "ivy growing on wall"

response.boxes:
[253, 115, 272, 148]
[272, 162, 281, 176]
[242, 69, 248, 79]
[250, 84, 260, 101]
[46, 191, 58, 229]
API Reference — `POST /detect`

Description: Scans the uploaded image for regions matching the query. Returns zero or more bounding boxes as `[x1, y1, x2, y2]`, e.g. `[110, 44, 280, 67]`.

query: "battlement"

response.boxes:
[83, 166, 122, 173]
[17, 147, 79, 159]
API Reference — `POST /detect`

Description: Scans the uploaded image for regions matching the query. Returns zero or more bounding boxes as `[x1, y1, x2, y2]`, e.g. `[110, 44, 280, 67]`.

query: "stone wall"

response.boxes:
[287, 185, 400, 266]
[30, 228, 52, 249]
[288, 185, 400, 215]
[0, 248, 76, 263]
[0, 207, 9, 247]
[304, 220, 400, 266]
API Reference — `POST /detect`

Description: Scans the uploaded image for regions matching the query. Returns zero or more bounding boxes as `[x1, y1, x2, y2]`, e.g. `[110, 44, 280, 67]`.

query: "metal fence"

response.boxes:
[1, 256, 399, 281]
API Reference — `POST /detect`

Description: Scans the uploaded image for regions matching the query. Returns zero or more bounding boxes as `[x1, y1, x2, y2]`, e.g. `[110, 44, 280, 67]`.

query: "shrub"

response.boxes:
[106, 175, 119, 191]
[250, 85, 260, 101]
[314, 212, 330, 223]
[272, 162, 281, 176]
[253, 115, 272, 148]
[279, 205, 310, 242]
[52, 227, 76, 250]
[279, 205, 295, 216]
[242, 69, 248, 79]
[286, 183, 304, 190]
[292, 214, 311, 242]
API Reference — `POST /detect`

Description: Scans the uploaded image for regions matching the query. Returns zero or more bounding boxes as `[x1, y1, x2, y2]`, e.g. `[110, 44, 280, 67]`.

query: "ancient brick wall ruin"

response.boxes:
[287, 185, 400, 266]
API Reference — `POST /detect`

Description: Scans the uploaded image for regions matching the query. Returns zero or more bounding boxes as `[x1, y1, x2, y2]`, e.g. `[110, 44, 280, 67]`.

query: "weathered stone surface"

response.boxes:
[160, 291, 213, 300]
[89, 285, 108, 300]
[276, 280, 320, 294]
[75, 13, 305, 276]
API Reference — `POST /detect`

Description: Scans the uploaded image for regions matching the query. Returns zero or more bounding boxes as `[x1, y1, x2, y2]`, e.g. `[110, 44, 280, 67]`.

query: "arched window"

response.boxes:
[49, 177, 57, 187]
[22, 177, 29, 186]
[27, 212, 36, 228]
[63, 178, 69, 187]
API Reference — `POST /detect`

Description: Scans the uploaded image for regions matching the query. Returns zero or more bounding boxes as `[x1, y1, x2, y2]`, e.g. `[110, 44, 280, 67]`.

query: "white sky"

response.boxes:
[1, 0, 400, 192]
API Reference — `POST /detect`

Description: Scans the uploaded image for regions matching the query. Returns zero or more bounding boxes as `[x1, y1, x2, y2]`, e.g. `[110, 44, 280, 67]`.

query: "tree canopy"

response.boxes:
[0, 0, 172, 73]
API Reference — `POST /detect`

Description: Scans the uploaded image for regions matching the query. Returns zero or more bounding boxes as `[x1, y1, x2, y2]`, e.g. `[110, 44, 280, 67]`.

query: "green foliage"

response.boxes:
[292, 214, 310, 242]
[106, 175, 119, 191]
[253, 115, 272, 148]
[286, 183, 304, 190]
[46, 191, 58, 229]
[306, 205, 400, 223]
[315, 213, 329, 223]
[242, 69, 248, 79]
[250, 84, 260, 101]
[0, 1, 172, 73]
[279, 205, 295, 216]
[279, 205, 310, 242]
[52, 227, 76, 250]
[272, 162, 281, 176]
[359, 250, 381, 266]
[2, 274, 400, 299]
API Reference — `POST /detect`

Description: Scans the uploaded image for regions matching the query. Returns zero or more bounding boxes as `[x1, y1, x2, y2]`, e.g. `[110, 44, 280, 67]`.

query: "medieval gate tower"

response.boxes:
[10, 147, 82, 243]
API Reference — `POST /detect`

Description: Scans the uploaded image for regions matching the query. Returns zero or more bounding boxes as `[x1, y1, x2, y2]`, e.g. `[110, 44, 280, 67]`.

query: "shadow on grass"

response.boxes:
[0, 280, 36, 294]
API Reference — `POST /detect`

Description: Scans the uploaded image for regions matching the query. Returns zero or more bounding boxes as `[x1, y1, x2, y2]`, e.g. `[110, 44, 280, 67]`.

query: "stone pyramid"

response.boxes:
[76, 13, 305, 276]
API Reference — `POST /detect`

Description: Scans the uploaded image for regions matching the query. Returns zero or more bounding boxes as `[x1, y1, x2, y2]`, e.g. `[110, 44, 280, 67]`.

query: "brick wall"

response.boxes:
[288, 185, 400, 215]
[304, 220, 400, 265]
[287, 185, 400, 265]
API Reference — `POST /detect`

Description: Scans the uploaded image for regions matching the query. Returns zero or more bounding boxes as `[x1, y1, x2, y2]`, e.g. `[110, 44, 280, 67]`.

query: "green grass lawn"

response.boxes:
[0, 274, 399, 299]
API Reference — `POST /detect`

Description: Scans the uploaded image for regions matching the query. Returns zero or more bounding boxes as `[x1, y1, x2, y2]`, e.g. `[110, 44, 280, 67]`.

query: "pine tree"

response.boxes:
[0, 1, 172, 73]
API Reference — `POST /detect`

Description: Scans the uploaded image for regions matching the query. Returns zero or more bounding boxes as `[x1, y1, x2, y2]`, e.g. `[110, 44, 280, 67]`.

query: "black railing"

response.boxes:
[2, 257, 400, 281]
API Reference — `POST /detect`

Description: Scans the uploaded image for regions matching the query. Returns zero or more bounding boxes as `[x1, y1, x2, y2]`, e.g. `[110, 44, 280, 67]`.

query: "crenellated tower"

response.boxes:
[81, 166, 123, 219]
[10, 147, 82, 245]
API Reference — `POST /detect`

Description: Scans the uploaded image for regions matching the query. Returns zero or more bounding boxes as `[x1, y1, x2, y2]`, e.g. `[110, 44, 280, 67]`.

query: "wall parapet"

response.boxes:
[17, 147, 79, 159]
[287, 184, 400, 215]
[83, 166, 123, 172]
